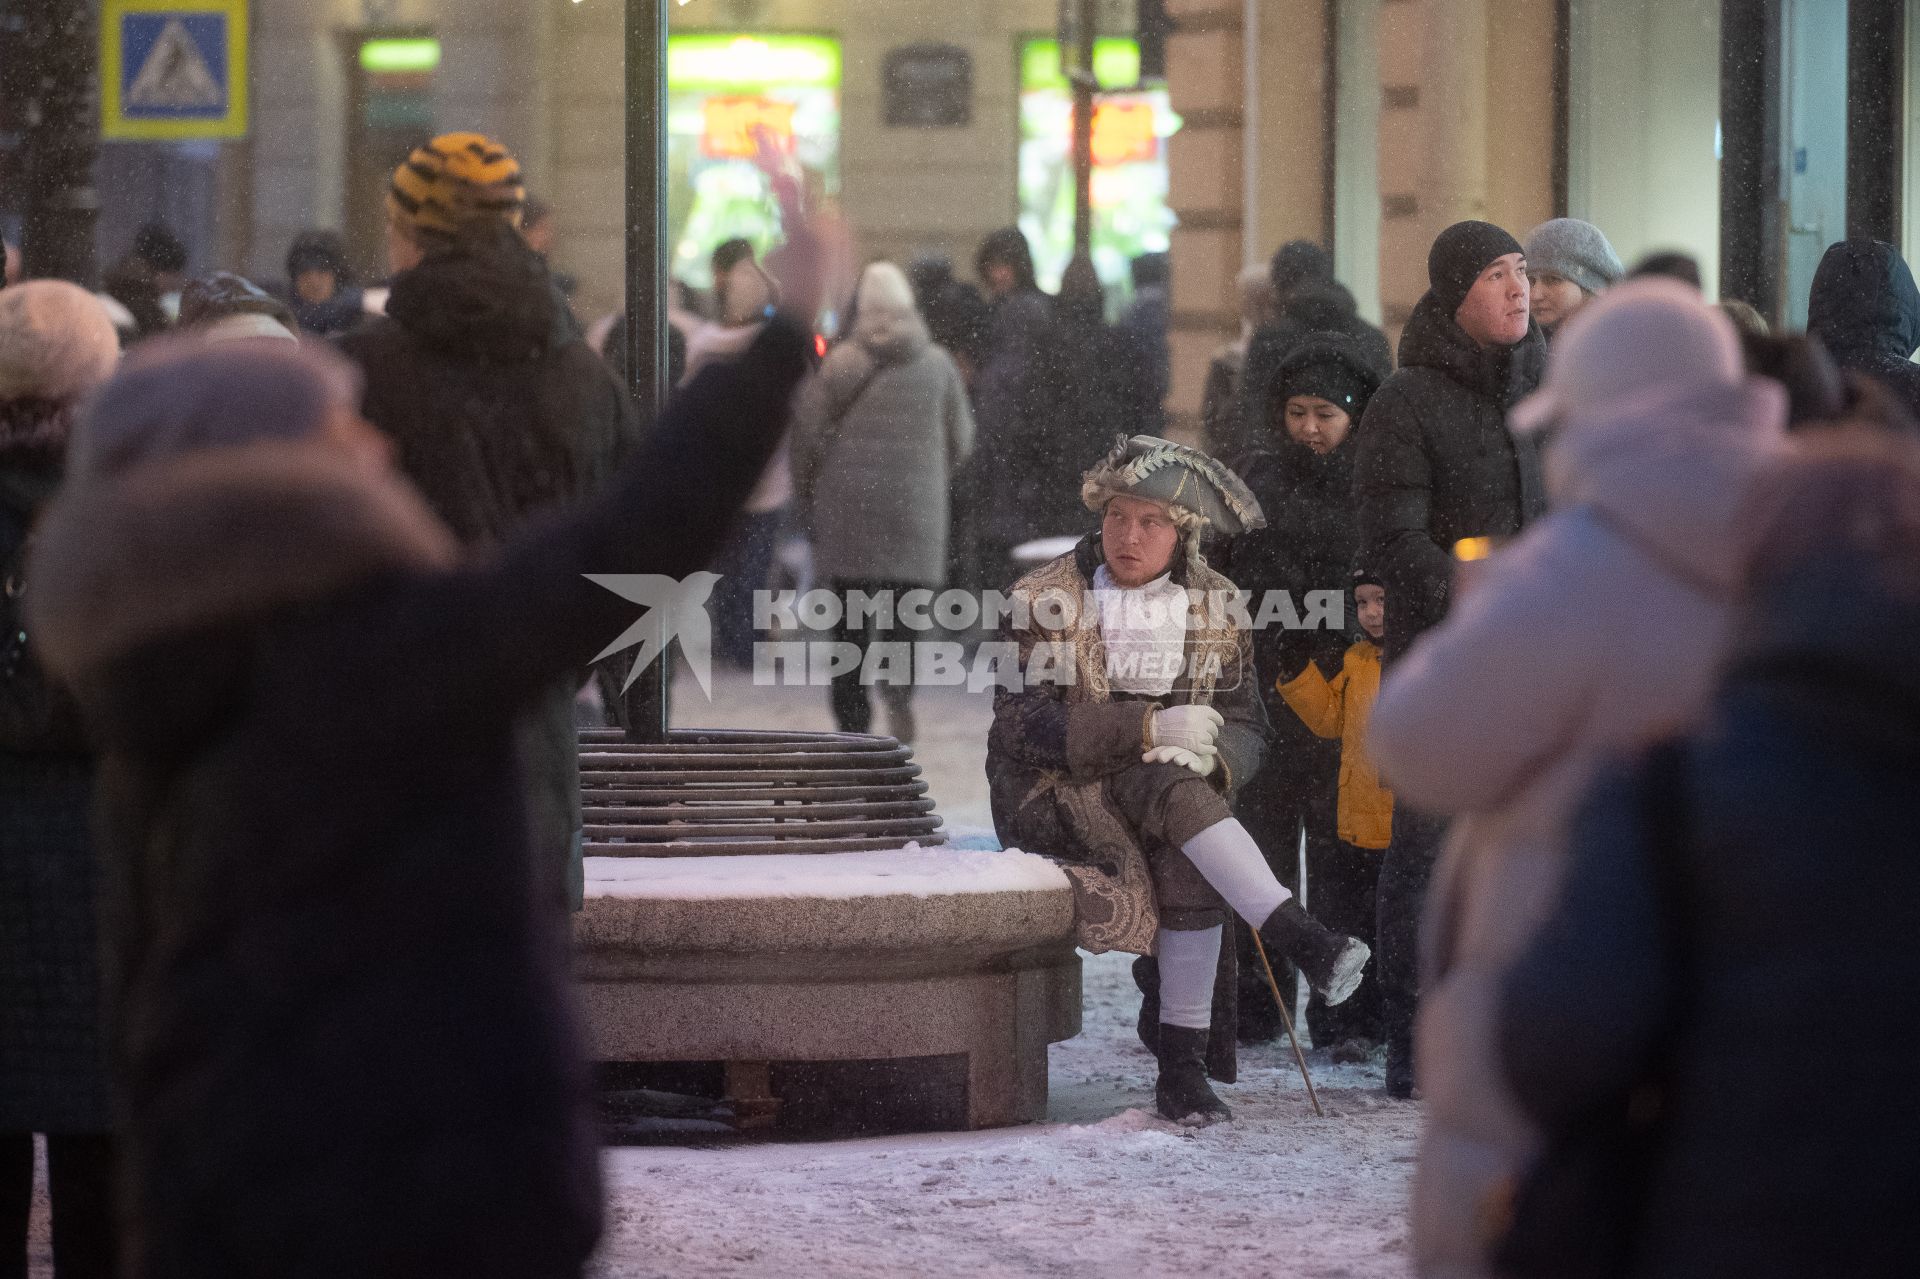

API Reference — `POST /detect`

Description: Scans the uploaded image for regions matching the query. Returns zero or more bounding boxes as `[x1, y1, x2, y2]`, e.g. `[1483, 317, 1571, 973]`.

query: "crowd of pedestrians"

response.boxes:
[6, 114, 1920, 1277]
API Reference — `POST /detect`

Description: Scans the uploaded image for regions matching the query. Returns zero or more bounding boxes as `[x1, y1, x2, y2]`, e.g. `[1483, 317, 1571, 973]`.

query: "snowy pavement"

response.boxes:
[591, 947, 1419, 1279]
[582, 673, 1421, 1278]
[27, 670, 1419, 1277]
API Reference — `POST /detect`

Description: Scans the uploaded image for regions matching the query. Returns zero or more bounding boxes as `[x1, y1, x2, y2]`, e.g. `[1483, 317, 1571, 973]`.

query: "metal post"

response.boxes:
[623, 0, 671, 742]
[1070, 0, 1096, 259]
[5, 0, 100, 285]
[1719, 0, 1779, 313]
[1846, 0, 1904, 244]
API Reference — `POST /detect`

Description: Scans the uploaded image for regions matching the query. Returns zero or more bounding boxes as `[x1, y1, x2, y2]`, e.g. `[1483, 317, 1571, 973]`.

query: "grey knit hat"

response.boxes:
[1524, 218, 1626, 297]
[0, 280, 121, 404]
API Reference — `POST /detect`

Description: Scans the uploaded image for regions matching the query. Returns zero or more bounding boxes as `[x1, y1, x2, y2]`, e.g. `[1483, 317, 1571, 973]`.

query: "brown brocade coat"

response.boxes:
[987, 534, 1269, 956]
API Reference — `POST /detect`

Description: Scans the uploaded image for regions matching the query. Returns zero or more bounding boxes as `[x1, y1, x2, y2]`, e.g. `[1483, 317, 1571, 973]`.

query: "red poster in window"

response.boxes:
[701, 96, 797, 159]
[1091, 100, 1157, 167]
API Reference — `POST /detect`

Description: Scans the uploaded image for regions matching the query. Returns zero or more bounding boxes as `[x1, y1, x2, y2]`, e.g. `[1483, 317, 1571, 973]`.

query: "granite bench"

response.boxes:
[573, 846, 1082, 1130]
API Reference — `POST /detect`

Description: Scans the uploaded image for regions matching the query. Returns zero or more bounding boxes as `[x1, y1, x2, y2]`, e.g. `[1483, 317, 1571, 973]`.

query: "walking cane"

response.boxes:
[1250, 932, 1325, 1118]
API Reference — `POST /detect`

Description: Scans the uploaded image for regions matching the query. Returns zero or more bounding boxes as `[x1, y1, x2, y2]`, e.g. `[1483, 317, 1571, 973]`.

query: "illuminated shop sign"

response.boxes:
[665, 34, 842, 290]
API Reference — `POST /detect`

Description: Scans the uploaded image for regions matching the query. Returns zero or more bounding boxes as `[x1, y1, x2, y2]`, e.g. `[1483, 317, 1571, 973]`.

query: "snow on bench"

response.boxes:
[583, 844, 1068, 902]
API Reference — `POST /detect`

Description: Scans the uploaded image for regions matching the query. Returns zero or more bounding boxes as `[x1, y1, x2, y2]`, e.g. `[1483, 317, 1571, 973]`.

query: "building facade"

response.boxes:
[11, 0, 1910, 438]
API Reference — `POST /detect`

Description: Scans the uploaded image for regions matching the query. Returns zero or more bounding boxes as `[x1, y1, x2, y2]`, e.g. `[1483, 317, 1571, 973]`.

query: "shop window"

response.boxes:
[666, 34, 841, 290]
[1018, 37, 1179, 295]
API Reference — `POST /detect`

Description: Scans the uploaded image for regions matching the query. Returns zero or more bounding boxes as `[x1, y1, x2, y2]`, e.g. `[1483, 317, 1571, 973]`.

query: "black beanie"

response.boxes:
[1270, 333, 1382, 422]
[1428, 220, 1523, 313]
[1270, 239, 1334, 296]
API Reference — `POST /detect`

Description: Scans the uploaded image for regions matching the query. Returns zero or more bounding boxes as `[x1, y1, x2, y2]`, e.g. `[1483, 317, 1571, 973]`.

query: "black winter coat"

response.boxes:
[0, 455, 109, 1135]
[337, 223, 640, 909]
[1498, 550, 1920, 1279]
[28, 324, 810, 1279]
[1227, 436, 1360, 690]
[1114, 284, 1170, 437]
[288, 287, 369, 338]
[1034, 315, 1132, 536]
[1352, 293, 1547, 660]
[1807, 238, 1920, 426]
[967, 289, 1062, 554]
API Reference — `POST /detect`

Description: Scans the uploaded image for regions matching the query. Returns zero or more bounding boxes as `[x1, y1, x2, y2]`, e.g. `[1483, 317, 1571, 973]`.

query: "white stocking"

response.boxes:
[1157, 925, 1223, 1030]
[1179, 818, 1293, 926]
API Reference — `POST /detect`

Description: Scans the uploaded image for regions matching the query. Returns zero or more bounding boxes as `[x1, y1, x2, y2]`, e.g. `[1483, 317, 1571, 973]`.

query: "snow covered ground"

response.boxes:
[582, 672, 1420, 1278]
[590, 945, 1419, 1279]
[26, 670, 1419, 1276]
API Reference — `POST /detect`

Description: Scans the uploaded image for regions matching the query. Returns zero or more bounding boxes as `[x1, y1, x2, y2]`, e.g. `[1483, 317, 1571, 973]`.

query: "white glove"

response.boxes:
[1143, 745, 1218, 777]
[1149, 704, 1224, 755]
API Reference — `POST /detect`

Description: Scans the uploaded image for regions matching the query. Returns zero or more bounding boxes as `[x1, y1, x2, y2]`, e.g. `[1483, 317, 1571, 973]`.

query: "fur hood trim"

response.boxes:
[27, 440, 459, 679]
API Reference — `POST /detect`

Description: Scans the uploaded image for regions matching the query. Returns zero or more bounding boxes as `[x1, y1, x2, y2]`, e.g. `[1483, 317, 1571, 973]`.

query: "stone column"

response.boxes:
[1162, 0, 1329, 445]
[1374, 0, 1555, 336]
[433, 0, 554, 183]
[244, 0, 366, 282]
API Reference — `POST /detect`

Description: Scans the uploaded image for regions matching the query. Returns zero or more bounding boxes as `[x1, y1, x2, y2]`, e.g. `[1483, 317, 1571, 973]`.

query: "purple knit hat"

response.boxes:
[70, 336, 362, 477]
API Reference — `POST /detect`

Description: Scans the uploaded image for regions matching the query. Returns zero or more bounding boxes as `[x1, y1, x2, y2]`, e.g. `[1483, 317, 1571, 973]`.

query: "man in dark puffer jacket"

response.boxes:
[1352, 219, 1546, 1098]
[338, 132, 638, 911]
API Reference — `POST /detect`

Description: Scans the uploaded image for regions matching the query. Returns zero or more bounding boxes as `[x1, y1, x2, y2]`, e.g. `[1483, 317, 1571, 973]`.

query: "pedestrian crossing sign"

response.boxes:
[102, 0, 249, 140]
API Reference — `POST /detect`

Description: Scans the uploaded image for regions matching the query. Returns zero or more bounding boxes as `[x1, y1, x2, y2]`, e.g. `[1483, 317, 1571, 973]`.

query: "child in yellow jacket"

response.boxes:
[1276, 569, 1394, 851]
[1266, 569, 1393, 1060]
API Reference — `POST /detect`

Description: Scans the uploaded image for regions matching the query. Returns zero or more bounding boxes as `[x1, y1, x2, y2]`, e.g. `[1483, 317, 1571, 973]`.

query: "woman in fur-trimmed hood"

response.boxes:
[987, 435, 1371, 1126]
[25, 323, 809, 1279]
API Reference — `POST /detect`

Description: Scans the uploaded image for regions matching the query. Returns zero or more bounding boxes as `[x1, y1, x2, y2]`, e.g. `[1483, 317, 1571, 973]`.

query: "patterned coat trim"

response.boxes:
[986, 535, 1268, 954]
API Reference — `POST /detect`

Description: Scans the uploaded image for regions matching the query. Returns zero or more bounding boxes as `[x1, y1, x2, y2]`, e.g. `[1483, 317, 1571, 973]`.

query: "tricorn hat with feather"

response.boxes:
[1080, 435, 1266, 538]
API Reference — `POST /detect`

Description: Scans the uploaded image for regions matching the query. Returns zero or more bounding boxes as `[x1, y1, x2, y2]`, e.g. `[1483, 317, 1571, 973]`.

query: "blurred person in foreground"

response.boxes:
[337, 131, 637, 911]
[23, 321, 811, 1279]
[792, 262, 974, 741]
[1, 282, 123, 1279]
[1496, 431, 1920, 1279]
[1366, 279, 1790, 1279]
[989, 436, 1370, 1127]
[1736, 326, 1920, 435]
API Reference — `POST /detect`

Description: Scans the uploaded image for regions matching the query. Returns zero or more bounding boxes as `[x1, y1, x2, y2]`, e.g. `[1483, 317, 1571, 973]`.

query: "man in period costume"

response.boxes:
[988, 435, 1371, 1125]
